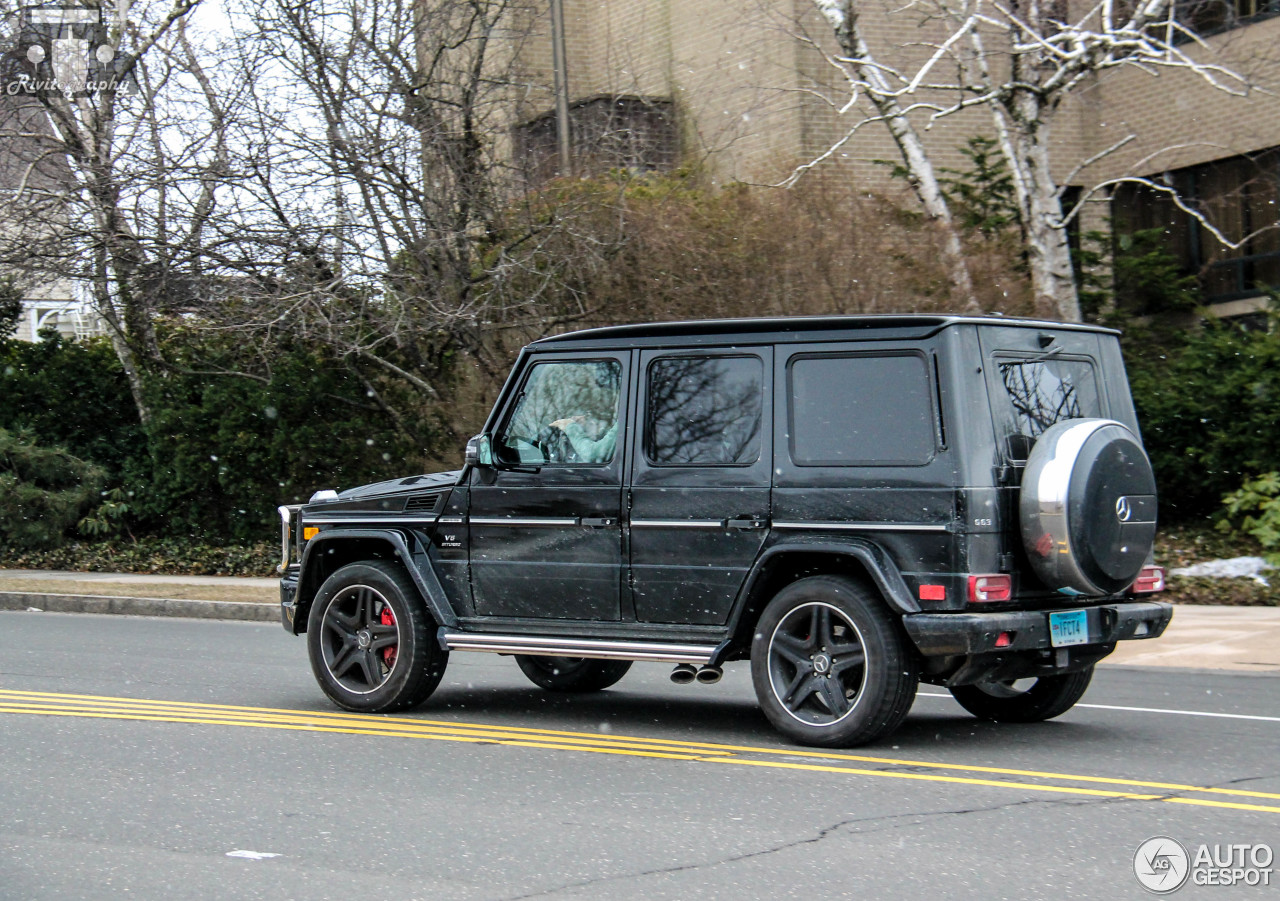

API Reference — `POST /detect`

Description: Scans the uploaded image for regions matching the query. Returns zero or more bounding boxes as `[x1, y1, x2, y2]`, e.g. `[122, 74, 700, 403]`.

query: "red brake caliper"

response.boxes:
[380, 607, 397, 668]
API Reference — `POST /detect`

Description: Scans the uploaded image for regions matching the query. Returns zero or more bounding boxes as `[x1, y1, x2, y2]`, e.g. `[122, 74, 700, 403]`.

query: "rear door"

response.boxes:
[627, 348, 772, 624]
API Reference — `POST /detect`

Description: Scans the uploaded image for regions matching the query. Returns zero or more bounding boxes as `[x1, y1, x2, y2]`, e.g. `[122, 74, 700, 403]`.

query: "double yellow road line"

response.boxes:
[3, 687, 1277, 815]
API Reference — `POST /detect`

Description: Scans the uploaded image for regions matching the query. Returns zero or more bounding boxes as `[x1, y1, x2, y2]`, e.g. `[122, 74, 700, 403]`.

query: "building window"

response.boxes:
[514, 96, 676, 185]
[1174, 0, 1280, 38]
[1111, 149, 1280, 306]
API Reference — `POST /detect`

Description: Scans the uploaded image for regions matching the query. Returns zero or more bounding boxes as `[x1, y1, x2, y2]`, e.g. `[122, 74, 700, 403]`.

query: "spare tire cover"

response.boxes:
[1019, 418, 1157, 596]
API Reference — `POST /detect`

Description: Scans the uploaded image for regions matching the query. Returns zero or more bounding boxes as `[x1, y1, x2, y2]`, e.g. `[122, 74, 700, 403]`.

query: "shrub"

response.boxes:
[1220, 471, 1280, 564]
[0, 535, 277, 576]
[1123, 309, 1280, 521]
[0, 331, 146, 478]
[0, 428, 105, 549]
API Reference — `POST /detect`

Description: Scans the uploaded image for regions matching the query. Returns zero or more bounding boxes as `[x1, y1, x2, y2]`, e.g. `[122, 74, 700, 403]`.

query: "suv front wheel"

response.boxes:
[751, 576, 918, 747]
[306, 561, 448, 713]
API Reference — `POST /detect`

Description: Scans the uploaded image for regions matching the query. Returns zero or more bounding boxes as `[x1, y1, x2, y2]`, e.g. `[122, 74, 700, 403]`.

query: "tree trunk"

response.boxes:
[1010, 92, 1080, 321]
[815, 1, 978, 310]
[93, 266, 152, 426]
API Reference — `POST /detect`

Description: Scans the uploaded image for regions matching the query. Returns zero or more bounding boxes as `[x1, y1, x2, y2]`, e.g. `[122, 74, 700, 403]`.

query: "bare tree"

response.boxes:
[0, 0, 223, 421]
[191, 0, 627, 446]
[802, 0, 1257, 321]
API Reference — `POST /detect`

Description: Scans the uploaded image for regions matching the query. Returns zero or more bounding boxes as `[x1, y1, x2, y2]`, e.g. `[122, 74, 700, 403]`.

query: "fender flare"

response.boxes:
[719, 536, 919, 660]
[295, 528, 458, 632]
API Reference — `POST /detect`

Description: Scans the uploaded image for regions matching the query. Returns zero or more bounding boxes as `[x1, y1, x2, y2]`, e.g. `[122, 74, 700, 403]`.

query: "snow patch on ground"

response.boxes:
[1171, 556, 1273, 586]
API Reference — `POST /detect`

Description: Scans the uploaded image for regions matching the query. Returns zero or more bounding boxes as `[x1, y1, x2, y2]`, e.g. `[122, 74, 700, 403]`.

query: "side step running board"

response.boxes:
[438, 630, 718, 665]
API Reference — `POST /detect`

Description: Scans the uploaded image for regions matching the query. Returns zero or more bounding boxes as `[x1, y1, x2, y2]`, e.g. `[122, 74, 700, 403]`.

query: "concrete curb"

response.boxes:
[0, 591, 278, 623]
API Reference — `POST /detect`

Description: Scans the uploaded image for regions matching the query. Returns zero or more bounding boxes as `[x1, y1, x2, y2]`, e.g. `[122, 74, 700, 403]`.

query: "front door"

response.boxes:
[628, 348, 772, 624]
[469, 353, 629, 621]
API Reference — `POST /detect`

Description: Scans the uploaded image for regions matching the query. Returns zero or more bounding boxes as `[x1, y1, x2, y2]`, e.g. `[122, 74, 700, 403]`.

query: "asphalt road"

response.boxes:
[1, 611, 1277, 900]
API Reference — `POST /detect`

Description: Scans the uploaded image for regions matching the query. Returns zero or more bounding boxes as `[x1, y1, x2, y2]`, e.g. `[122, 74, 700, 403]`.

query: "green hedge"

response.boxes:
[0, 536, 277, 577]
[0, 428, 105, 550]
[0, 330, 441, 546]
[1124, 310, 1280, 521]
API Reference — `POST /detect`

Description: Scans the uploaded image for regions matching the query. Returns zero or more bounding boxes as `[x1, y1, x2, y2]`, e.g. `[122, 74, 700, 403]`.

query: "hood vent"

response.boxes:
[404, 494, 442, 514]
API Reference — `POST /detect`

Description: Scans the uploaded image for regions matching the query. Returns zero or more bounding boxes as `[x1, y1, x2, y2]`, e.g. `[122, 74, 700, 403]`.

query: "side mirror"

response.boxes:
[465, 433, 493, 468]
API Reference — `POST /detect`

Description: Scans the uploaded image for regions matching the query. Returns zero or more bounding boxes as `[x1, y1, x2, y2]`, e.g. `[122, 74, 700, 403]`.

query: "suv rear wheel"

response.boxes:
[948, 667, 1094, 722]
[307, 561, 448, 713]
[750, 576, 918, 747]
[514, 656, 632, 692]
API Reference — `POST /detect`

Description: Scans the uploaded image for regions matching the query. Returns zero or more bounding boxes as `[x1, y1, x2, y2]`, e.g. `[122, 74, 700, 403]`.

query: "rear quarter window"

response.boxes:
[788, 353, 935, 466]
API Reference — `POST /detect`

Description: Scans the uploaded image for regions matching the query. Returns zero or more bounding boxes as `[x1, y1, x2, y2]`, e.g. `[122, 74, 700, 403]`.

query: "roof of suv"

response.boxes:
[533, 315, 1118, 346]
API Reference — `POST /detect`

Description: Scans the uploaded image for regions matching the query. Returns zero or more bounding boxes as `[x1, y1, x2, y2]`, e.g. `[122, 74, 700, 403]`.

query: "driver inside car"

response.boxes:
[548, 414, 617, 464]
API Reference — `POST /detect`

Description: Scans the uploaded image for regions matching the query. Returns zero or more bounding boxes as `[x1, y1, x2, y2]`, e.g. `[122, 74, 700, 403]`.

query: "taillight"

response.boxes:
[968, 573, 1012, 603]
[1131, 565, 1166, 594]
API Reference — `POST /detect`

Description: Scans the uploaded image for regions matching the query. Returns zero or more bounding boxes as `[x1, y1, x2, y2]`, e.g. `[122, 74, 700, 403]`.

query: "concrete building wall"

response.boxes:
[1078, 16, 1280, 182]
[511, 1, 1280, 189]
[506, 0, 1280, 312]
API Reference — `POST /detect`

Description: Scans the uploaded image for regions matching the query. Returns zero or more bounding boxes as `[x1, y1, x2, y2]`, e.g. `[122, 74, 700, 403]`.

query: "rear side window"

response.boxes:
[996, 356, 1101, 458]
[789, 353, 935, 466]
[645, 355, 763, 465]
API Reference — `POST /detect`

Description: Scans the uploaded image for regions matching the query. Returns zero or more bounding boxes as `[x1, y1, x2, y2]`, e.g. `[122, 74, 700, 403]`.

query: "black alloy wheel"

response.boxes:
[307, 561, 447, 713]
[751, 576, 917, 747]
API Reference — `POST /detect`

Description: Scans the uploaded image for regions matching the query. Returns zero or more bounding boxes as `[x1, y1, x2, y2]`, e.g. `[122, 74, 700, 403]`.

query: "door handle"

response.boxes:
[725, 517, 766, 531]
[580, 517, 616, 528]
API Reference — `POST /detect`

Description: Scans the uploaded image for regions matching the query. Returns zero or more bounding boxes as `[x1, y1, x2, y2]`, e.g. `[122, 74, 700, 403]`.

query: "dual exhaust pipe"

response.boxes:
[670, 663, 722, 685]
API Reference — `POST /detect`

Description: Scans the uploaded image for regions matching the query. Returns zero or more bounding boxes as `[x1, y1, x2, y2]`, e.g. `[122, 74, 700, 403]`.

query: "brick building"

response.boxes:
[506, 0, 1280, 317]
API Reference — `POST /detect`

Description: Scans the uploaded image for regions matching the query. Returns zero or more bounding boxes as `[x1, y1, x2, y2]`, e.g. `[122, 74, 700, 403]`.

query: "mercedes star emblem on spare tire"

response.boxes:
[1019, 419, 1158, 596]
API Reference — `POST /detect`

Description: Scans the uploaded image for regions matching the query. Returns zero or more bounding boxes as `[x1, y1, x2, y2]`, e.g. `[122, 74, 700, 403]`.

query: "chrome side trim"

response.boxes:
[771, 521, 949, 533]
[469, 517, 579, 527]
[302, 515, 440, 526]
[440, 632, 718, 664]
[630, 519, 725, 529]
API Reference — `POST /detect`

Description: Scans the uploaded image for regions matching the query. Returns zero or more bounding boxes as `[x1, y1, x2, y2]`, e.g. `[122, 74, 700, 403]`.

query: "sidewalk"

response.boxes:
[1, 569, 1277, 672]
[1104, 604, 1280, 673]
[0, 568, 278, 623]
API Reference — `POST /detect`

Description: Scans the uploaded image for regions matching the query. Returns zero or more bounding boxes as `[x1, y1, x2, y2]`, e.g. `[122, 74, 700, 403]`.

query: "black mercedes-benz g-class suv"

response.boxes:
[277, 315, 1170, 747]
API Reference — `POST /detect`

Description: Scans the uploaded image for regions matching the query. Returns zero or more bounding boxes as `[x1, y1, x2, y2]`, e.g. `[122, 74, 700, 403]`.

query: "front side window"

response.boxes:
[644, 355, 763, 466]
[789, 353, 935, 466]
[497, 360, 621, 465]
[997, 356, 1101, 458]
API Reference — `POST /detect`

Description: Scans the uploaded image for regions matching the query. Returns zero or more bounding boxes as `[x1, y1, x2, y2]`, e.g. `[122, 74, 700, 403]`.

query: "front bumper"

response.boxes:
[903, 600, 1172, 657]
[279, 569, 300, 632]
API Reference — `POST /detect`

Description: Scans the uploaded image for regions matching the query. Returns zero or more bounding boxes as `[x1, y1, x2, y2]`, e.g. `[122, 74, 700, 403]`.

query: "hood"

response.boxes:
[324, 470, 463, 503]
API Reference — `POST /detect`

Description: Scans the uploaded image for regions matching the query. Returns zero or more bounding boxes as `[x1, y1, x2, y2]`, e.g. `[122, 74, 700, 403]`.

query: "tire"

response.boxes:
[1020, 419, 1157, 595]
[514, 656, 632, 692]
[949, 666, 1094, 723]
[750, 576, 918, 748]
[306, 561, 448, 713]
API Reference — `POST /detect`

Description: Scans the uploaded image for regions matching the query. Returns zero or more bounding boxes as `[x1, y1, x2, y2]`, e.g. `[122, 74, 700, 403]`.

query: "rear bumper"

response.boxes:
[902, 600, 1172, 658]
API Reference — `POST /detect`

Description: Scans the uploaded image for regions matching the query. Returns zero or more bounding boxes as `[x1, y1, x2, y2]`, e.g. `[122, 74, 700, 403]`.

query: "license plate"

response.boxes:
[1049, 609, 1089, 647]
